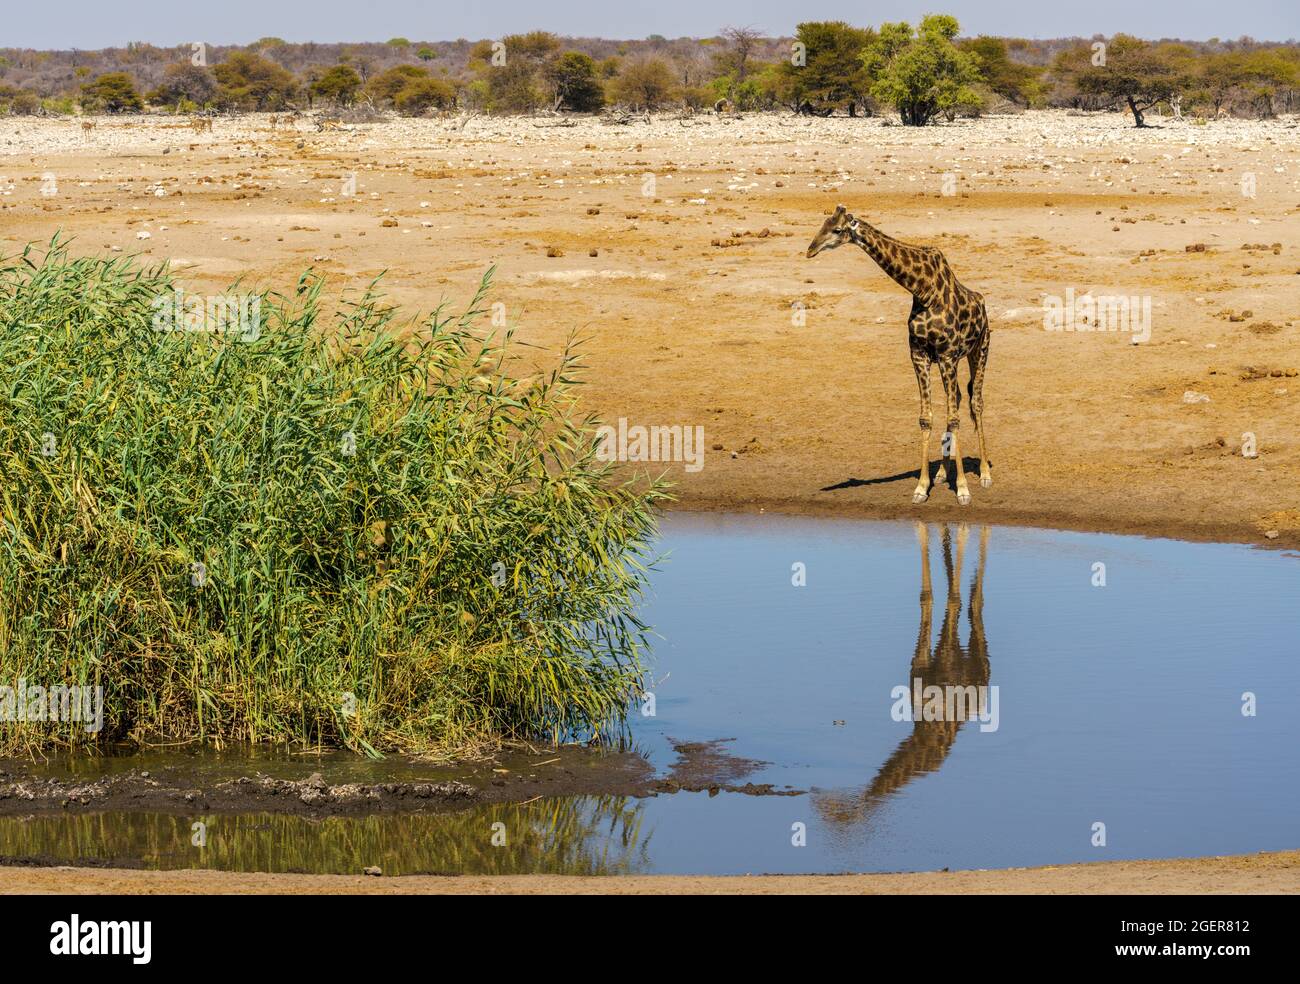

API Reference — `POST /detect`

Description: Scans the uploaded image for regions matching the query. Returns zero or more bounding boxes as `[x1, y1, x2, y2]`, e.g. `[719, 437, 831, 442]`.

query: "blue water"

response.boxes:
[622, 513, 1300, 874]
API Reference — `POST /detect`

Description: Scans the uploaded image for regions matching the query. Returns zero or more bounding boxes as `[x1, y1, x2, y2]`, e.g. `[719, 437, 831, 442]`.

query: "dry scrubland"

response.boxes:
[2, 109, 1298, 546]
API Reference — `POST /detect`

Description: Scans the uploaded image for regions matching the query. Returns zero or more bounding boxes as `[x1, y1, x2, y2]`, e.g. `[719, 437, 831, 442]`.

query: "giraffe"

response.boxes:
[815, 522, 991, 826]
[807, 205, 992, 505]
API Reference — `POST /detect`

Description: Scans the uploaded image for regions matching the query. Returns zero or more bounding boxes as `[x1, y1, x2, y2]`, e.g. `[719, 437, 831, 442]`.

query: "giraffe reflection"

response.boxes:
[817, 522, 991, 825]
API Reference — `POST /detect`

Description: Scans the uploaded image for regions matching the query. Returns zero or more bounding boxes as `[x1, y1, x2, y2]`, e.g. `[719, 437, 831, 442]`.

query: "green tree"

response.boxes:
[543, 51, 605, 112]
[960, 35, 1043, 106]
[1234, 47, 1299, 117]
[863, 16, 983, 125]
[480, 31, 561, 112]
[417, 47, 437, 62]
[611, 57, 676, 110]
[367, 64, 427, 105]
[487, 61, 542, 111]
[311, 65, 363, 106]
[79, 72, 143, 113]
[1069, 34, 1189, 126]
[394, 77, 457, 114]
[777, 21, 874, 116]
[1196, 51, 1248, 114]
[213, 52, 298, 110]
[504, 31, 561, 63]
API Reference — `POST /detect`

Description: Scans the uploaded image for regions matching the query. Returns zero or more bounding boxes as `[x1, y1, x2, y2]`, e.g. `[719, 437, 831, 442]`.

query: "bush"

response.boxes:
[610, 57, 676, 110]
[311, 64, 364, 107]
[543, 52, 605, 112]
[0, 239, 667, 756]
[147, 63, 217, 109]
[487, 61, 543, 112]
[213, 52, 298, 111]
[79, 72, 143, 113]
[367, 64, 428, 105]
[1, 88, 41, 115]
[41, 95, 79, 116]
[393, 77, 457, 114]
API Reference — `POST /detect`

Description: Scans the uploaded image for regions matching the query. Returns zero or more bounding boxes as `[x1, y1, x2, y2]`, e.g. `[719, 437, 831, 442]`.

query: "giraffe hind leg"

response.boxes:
[967, 327, 992, 489]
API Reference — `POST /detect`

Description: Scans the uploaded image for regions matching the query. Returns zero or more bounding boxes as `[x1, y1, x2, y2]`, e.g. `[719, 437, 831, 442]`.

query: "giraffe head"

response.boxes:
[806, 204, 854, 259]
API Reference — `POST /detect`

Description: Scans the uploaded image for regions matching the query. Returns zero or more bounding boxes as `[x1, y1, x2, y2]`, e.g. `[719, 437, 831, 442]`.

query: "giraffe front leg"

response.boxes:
[910, 348, 933, 505]
[913, 423, 933, 504]
[940, 359, 972, 506]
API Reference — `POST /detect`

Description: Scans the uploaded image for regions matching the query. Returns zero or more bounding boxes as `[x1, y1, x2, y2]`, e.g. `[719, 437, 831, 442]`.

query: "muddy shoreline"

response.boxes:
[0, 738, 798, 824]
[671, 496, 1300, 553]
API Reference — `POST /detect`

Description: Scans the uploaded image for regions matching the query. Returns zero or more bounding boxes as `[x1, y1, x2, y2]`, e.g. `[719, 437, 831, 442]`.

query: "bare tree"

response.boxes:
[721, 25, 763, 83]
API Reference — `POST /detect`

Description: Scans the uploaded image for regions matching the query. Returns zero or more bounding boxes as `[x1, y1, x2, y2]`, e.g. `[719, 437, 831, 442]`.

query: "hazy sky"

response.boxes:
[5, 0, 1296, 49]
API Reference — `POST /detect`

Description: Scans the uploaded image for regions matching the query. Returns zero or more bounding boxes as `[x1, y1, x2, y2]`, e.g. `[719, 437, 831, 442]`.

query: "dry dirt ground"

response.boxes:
[2, 109, 1297, 547]
[4, 849, 1298, 894]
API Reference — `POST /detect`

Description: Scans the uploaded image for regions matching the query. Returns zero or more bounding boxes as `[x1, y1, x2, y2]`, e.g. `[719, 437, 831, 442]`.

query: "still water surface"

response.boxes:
[3, 514, 1297, 875]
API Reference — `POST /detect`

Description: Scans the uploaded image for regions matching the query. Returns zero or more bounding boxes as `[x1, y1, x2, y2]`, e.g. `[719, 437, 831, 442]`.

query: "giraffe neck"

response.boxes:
[848, 217, 934, 301]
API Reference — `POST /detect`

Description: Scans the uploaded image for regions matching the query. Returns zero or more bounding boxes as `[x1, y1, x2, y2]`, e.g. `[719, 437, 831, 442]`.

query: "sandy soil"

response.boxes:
[4, 849, 1297, 894]
[3, 109, 1297, 547]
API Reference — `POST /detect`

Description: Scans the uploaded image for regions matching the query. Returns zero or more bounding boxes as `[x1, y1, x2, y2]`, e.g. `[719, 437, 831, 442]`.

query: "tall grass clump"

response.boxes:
[0, 238, 668, 757]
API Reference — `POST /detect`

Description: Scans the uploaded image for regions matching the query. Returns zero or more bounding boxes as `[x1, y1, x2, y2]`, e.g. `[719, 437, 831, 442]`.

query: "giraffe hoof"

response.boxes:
[957, 491, 972, 506]
[912, 489, 929, 504]
[981, 475, 992, 489]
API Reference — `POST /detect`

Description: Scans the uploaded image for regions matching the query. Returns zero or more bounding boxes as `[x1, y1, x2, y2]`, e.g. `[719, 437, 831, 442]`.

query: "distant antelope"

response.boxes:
[189, 116, 213, 133]
[316, 117, 343, 132]
[80, 120, 96, 136]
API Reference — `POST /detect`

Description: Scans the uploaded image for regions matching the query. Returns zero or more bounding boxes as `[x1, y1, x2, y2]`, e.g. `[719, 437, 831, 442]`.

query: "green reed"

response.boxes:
[0, 237, 668, 756]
